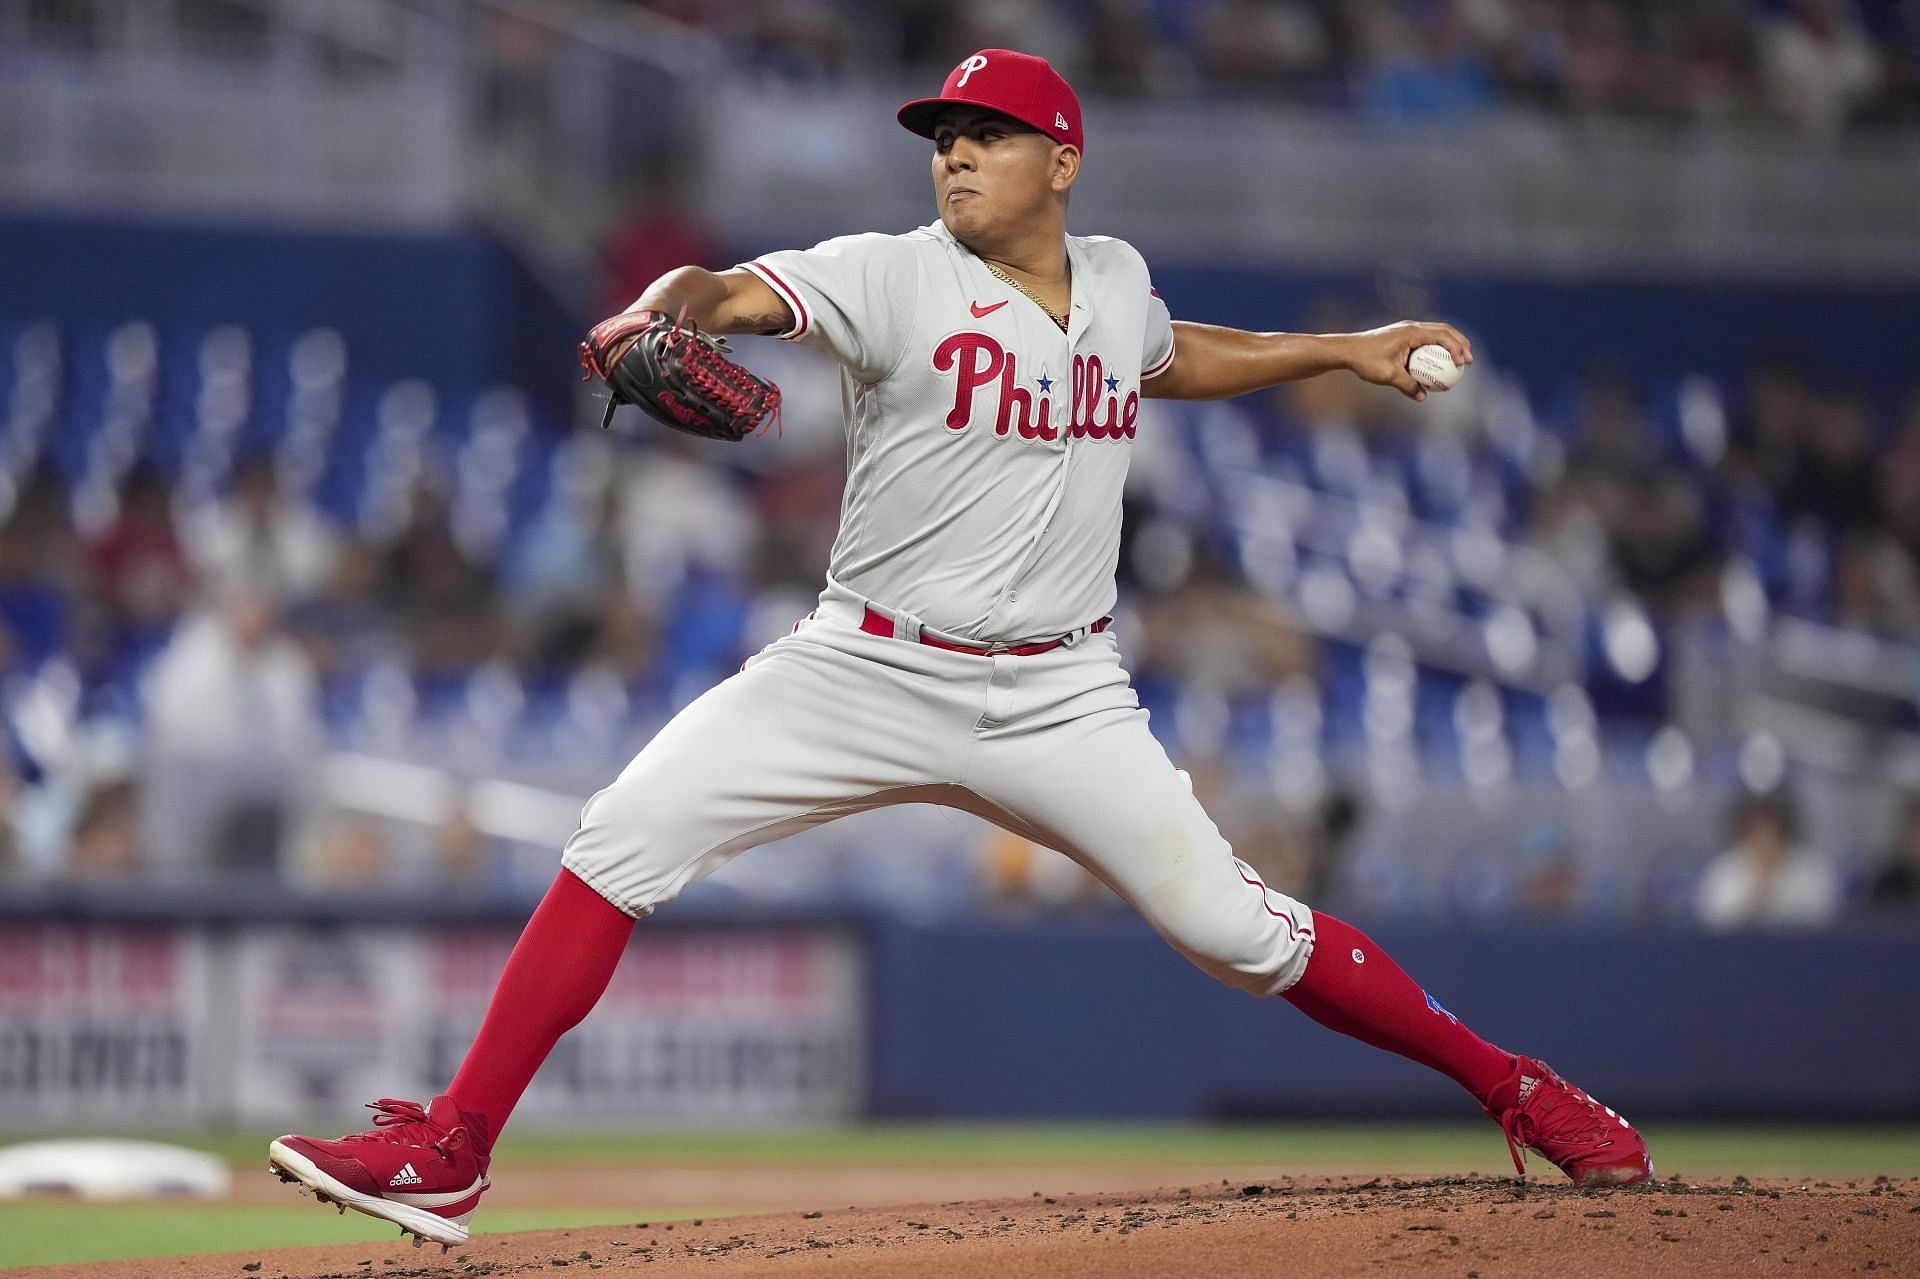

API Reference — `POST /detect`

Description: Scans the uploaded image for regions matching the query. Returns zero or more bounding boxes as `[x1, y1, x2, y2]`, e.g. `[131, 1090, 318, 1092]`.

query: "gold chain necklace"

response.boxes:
[981, 259, 1069, 333]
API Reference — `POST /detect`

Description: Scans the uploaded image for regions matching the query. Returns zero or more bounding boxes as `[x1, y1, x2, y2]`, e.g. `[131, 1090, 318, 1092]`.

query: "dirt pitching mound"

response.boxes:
[18, 1175, 1919, 1278]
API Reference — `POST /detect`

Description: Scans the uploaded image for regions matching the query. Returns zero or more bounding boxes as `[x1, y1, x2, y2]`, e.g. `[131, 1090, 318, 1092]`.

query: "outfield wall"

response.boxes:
[866, 916, 1920, 1121]
[2, 895, 1914, 1127]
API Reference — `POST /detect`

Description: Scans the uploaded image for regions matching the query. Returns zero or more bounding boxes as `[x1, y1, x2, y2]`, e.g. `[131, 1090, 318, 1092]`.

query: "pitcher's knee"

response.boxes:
[1177, 925, 1314, 997]
[1144, 860, 1317, 997]
[558, 779, 719, 918]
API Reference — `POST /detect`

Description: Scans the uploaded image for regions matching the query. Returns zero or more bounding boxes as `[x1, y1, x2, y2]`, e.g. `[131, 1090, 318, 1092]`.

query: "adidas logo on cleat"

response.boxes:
[389, 1163, 424, 1188]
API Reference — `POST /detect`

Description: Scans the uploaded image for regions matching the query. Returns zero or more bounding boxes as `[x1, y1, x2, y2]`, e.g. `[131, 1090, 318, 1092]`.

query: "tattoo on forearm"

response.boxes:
[728, 313, 788, 333]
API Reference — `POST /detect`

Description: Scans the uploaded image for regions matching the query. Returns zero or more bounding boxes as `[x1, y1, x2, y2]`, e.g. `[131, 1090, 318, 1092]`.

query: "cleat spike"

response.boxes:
[337, 1204, 346, 1214]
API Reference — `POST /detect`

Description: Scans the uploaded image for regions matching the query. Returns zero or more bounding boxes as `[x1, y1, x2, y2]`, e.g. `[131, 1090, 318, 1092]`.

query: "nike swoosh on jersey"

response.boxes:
[969, 299, 1008, 318]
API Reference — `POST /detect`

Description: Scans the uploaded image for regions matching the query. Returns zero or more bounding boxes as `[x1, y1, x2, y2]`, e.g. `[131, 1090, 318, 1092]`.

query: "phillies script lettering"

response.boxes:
[933, 332, 1138, 443]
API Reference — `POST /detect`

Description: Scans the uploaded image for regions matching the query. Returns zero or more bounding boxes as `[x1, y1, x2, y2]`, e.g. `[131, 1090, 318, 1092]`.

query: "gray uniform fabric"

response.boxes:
[563, 222, 1315, 997]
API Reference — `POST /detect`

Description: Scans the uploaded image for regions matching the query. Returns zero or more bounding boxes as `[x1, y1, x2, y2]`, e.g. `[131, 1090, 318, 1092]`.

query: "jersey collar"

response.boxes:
[929, 221, 1089, 340]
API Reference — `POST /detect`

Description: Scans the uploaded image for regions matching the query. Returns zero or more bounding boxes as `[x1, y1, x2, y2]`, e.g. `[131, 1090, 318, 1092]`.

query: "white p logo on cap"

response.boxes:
[955, 53, 988, 87]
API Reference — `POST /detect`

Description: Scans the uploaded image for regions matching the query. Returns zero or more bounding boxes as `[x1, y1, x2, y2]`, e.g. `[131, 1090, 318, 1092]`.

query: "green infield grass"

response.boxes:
[0, 1203, 684, 1269]
[2, 1121, 1916, 1269]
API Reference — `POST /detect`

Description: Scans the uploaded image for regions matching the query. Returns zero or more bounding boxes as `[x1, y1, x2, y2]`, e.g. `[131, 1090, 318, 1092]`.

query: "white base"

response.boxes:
[0, 1139, 230, 1199]
[267, 1141, 474, 1246]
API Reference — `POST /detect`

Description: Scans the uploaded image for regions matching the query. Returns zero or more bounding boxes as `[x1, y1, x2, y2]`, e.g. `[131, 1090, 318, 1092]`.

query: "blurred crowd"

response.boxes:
[4, 1, 1916, 929]
[1119, 324, 1920, 928]
[1193, 294, 1920, 650]
[636, 0, 1920, 135]
[1517, 359, 1920, 640]
[2, 307, 1919, 930]
[17, 0, 1917, 138]
[0, 422, 849, 896]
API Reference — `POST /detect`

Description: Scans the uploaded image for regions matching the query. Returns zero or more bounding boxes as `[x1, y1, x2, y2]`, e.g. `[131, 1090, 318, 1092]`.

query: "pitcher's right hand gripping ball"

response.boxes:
[578, 309, 781, 441]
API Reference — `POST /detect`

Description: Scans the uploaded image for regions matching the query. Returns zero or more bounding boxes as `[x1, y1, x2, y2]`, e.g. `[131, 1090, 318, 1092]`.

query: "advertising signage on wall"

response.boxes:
[0, 924, 211, 1124]
[231, 926, 867, 1127]
[432, 929, 866, 1123]
[0, 922, 865, 1130]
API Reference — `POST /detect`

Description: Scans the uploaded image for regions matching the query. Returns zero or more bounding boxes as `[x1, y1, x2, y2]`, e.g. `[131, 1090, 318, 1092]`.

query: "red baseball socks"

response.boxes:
[1282, 911, 1519, 1112]
[446, 868, 636, 1146]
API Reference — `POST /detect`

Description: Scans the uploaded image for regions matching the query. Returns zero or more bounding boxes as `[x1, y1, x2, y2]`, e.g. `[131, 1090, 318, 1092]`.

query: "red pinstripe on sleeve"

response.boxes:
[740, 260, 811, 341]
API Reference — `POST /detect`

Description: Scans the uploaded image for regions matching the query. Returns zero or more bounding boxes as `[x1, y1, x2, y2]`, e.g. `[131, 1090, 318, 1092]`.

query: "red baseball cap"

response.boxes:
[897, 49, 1084, 153]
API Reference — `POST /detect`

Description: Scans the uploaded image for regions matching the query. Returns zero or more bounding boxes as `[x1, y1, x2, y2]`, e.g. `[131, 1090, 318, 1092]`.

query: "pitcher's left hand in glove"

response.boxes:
[578, 309, 782, 441]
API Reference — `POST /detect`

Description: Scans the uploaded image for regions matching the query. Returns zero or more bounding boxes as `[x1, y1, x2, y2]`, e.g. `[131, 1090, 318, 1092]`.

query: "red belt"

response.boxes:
[860, 607, 1108, 656]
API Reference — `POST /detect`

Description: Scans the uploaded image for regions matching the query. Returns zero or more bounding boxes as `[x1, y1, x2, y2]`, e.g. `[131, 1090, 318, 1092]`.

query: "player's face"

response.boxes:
[930, 108, 1072, 243]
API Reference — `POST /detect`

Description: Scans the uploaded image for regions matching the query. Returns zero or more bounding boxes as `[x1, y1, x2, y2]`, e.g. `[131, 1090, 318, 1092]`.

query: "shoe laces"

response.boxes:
[342, 1099, 457, 1159]
[1499, 1076, 1614, 1177]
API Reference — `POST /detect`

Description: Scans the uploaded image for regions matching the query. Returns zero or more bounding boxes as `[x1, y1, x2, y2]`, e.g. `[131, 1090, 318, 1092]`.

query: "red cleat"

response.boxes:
[268, 1096, 491, 1248]
[1489, 1057, 1653, 1188]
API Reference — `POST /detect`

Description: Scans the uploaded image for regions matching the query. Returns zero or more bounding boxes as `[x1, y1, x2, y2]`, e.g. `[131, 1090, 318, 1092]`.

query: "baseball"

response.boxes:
[1408, 343, 1464, 391]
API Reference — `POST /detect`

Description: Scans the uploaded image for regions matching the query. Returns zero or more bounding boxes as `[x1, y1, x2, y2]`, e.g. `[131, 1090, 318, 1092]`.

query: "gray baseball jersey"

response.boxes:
[741, 220, 1176, 643]
[562, 219, 1314, 1005]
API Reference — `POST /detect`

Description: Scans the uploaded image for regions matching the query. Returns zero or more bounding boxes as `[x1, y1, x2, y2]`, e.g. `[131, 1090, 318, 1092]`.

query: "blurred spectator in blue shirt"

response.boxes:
[502, 445, 626, 672]
[1356, 0, 1496, 118]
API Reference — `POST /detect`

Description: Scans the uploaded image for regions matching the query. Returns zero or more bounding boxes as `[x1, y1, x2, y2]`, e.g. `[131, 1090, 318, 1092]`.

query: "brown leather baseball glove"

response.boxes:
[578, 309, 781, 441]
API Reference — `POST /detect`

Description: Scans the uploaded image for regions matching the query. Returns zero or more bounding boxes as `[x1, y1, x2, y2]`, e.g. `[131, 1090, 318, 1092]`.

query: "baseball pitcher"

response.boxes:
[269, 50, 1651, 1248]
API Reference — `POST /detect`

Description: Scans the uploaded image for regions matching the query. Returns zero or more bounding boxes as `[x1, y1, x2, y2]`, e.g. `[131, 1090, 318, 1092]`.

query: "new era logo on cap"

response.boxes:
[897, 49, 1085, 153]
